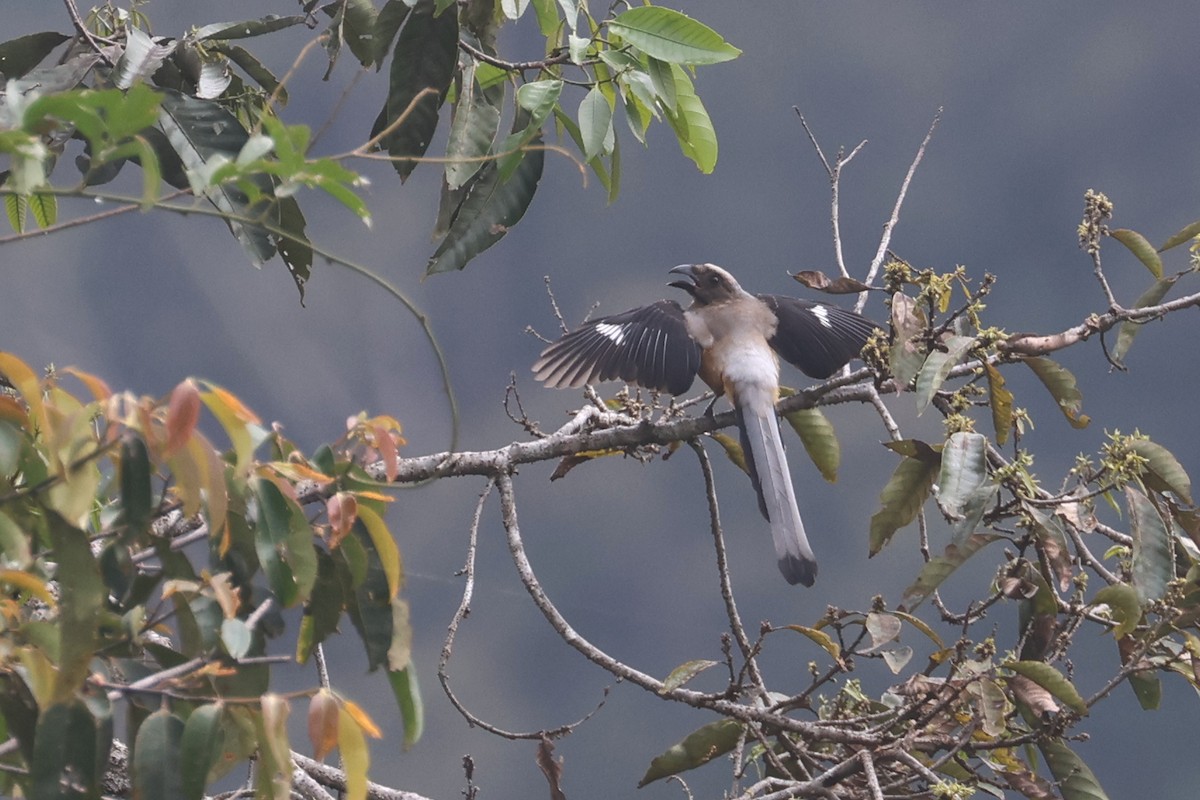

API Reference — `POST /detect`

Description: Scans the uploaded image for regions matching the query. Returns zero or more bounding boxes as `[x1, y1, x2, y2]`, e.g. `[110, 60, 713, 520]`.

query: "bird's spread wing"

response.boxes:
[532, 300, 702, 395]
[758, 295, 879, 379]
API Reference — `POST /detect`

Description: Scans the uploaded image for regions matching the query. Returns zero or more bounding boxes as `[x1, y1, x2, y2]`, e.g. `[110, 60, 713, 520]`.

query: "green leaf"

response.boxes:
[221, 618, 253, 659]
[644, 56, 677, 111]
[32, 700, 103, 800]
[120, 433, 154, 542]
[578, 86, 614, 160]
[783, 405, 840, 482]
[501, 0, 530, 20]
[914, 335, 975, 414]
[1130, 437, 1193, 504]
[936, 432, 988, 518]
[113, 25, 176, 90]
[1092, 583, 1140, 639]
[181, 704, 225, 800]
[190, 15, 310, 41]
[4, 194, 26, 233]
[214, 43, 288, 105]
[445, 61, 502, 190]
[47, 512, 103, 705]
[639, 719, 743, 787]
[903, 533, 1001, 607]
[1006, 660, 1088, 715]
[661, 659, 719, 693]
[516, 79, 564, 132]
[1158, 218, 1200, 252]
[372, 0, 411, 68]
[254, 477, 317, 607]
[389, 665, 424, 749]
[662, 64, 717, 173]
[0, 32, 70, 80]
[1109, 228, 1162, 279]
[1127, 485, 1172, 605]
[340, 0, 380, 67]
[1038, 738, 1111, 800]
[134, 709, 185, 800]
[1023, 356, 1090, 429]
[28, 191, 55, 228]
[426, 135, 544, 274]
[297, 552, 345, 663]
[608, 7, 741, 65]
[869, 453, 939, 555]
[342, 523, 397, 672]
[371, 0, 458, 182]
[157, 90, 279, 266]
[1112, 274, 1179, 366]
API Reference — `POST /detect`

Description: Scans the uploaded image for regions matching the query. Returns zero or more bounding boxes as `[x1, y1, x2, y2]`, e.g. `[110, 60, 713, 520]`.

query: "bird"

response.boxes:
[532, 263, 878, 587]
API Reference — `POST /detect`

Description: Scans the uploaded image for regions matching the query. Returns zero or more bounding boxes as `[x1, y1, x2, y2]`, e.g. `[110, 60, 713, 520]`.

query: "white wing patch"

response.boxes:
[595, 322, 627, 345]
[809, 305, 833, 329]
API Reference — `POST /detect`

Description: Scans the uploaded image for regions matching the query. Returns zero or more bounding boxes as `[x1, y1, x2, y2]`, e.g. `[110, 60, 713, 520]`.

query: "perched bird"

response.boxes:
[532, 263, 877, 587]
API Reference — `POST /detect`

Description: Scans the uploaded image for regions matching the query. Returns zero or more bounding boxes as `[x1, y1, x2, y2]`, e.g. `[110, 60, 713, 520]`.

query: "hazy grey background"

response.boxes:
[4, 3, 1200, 798]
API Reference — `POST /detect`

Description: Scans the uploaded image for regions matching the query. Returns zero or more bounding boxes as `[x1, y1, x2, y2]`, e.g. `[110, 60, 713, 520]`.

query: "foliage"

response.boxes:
[0, 356, 415, 799]
[0, 0, 738, 292]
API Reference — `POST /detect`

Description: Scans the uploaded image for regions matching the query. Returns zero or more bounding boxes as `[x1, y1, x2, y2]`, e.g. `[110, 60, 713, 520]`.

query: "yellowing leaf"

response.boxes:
[0, 570, 55, 606]
[338, 706, 370, 800]
[356, 505, 402, 599]
[340, 699, 383, 739]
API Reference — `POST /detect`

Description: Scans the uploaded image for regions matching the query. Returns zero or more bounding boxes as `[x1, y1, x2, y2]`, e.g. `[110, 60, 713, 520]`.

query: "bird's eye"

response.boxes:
[708, 275, 720, 286]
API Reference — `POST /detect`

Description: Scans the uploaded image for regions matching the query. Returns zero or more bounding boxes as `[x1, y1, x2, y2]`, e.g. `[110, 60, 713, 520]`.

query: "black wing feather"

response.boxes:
[759, 295, 879, 379]
[532, 300, 701, 395]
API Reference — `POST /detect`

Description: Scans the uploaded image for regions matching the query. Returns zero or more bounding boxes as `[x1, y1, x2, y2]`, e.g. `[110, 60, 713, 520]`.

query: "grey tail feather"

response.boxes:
[736, 402, 818, 587]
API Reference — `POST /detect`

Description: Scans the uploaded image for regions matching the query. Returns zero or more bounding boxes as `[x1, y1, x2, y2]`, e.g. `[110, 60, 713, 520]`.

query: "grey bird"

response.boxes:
[532, 263, 877, 586]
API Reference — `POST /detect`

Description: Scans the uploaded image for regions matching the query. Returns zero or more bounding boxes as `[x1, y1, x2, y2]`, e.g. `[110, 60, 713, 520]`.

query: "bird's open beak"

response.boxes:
[668, 264, 698, 295]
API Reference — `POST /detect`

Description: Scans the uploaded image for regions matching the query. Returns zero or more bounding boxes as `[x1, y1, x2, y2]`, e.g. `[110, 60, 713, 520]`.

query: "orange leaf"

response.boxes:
[204, 382, 261, 424]
[340, 699, 383, 739]
[308, 689, 340, 761]
[62, 366, 112, 402]
[327, 492, 358, 548]
[0, 352, 42, 422]
[165, 379, 201, 456]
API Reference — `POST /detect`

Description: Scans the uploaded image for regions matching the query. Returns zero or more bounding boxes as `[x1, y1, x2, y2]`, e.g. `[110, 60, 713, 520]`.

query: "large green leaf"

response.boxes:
[783, 405, 840, 482]
[936, 432, 987, 518]
[869, 452, 940, 555]
[578, 85, 614, 161]
[189, 15, 310, 41]
[181, 704, 225, 800]
[1038, 738, 1111, 800]
[1127, 485, 1172, 605]
[372, 0, 458, 182]
[31, 700, 103, 800]
[0, 32, 70, 80]
[914, 335, 975, 414]
[1159, 218, 1200, 252]
[1109, 228, 1162, 279]
[47, 512, 103, 706]
[134, 709, 185, 800]
[388, 664, 424, 750]
[1112, 274, 1179, 366]
[426, 135, 544, 274]
[1130, 437, 1193, 504]
[444, 60, 502, 190]
[608, 7, 741, 65]
[903, 533, 1001, 607]
[157, 90, 278, 265]
[253, 477, 318, 607]
[662, 64, 717, 173]
[1006, 660, 1088, 715]
[639, 719, 743, 787]
[1023, 356, 1089, 428]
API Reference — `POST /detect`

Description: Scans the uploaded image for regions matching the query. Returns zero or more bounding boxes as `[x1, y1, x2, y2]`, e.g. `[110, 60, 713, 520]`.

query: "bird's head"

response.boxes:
[668, 263, 743, 305]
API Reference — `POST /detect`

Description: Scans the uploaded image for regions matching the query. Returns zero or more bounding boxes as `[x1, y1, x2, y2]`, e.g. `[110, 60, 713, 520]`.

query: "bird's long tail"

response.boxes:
[736, 395, 817, 586]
